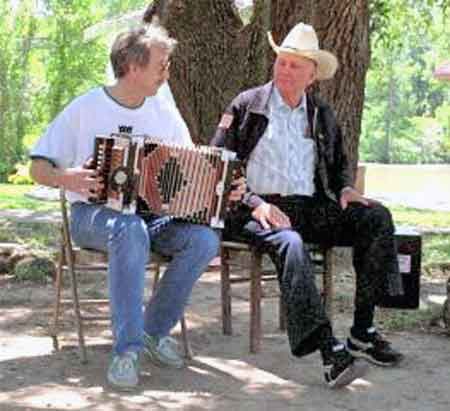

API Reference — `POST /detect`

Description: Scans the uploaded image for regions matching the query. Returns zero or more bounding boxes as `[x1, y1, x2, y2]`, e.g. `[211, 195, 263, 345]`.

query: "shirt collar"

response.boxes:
[271, 86, 307, 114]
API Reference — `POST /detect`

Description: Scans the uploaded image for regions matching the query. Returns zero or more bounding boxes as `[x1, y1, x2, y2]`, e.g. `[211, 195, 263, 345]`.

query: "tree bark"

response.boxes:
[315, 0, 370, 175]
[145, 0, 271, 143]
[145, 0, 370, 178]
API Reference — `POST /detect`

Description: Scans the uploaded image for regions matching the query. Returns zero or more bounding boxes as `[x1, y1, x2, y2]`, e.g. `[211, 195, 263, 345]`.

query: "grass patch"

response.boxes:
[389, 205, 450, 269]
[422, 234, 450, 269]
[0, 183, 59, 212]
[0, 219, 60, 252]
[335, 292, 444, 333]
[390, 205, 450, 230]
[376, 306, 441, 332]
[389, 205, 450, 268]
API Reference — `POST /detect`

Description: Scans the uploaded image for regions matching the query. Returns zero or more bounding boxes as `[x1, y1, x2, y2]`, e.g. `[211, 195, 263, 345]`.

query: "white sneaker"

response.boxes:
[143, 334, 185, 369]
[107, 351, 139, 390]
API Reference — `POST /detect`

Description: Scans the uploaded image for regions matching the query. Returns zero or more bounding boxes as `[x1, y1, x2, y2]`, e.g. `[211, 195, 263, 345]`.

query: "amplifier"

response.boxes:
[378, 227, 422, 309]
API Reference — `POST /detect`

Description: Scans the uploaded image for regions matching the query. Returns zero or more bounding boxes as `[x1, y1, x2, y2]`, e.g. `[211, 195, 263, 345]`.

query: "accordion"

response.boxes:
[92, 133, 238, 228]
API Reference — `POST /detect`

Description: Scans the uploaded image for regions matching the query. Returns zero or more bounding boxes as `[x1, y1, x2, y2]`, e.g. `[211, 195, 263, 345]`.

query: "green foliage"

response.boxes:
[362, 0, 450, 164]
[376, 305, 440, 332]
[13, 256, 55, 283]
[0, 0, 112, 182]
[422, 234, 450, 267]
[42, 0, 109, 120]
[390, 205, 450, 229]
[0, 184, 59, 211]
[7, 162, 34, 185]
[0, 0, 38, 181]
[105, 0, 148, 17]
[435, 103, 450, 155]
[390, 204, 450, 270]
[0, 219, 60, 251]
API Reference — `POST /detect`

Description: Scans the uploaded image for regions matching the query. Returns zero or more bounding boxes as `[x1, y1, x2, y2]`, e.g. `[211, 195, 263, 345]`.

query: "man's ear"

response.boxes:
[127, 63, 139, 78]
[307, 68, 317, 87]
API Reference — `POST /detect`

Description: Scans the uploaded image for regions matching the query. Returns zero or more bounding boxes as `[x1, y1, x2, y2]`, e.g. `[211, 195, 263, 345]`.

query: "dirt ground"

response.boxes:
[1, 252, 450, 411]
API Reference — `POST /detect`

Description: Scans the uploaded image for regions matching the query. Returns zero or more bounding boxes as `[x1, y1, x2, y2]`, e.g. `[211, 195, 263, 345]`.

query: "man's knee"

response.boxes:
[364, 204, 395, 232]
[191, 226, 220, 259]
[110, 215, 150, 255]
[280, 229, 304, 249]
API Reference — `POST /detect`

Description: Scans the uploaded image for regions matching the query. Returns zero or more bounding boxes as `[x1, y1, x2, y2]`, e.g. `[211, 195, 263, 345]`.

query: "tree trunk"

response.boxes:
[145, 0, 271, 143]
[145, 0, 370, 179]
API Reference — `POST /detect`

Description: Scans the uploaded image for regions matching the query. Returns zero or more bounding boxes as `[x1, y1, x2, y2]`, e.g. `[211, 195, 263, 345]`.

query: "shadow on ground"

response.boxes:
[1, 267, 450, 411]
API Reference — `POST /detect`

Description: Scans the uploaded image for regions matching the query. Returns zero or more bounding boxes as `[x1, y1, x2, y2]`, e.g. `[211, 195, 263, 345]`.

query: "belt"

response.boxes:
[260, 194, 312, 203]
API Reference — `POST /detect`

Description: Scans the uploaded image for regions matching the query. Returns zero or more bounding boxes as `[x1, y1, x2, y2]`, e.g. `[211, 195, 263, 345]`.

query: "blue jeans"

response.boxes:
[70, 203, 219, 355]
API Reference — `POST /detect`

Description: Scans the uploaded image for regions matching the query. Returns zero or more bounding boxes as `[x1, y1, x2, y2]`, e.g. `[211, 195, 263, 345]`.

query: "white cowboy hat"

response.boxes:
[268, 22, 338, 80]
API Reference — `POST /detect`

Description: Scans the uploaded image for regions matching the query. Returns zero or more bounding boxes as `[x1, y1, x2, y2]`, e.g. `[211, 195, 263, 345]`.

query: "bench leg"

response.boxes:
[250, 251, 262, 353]
[66, 251, 87, 363]
[221, 247, 232, 335]
[50, 245, 65, 351]
[180, 316, 193, 359]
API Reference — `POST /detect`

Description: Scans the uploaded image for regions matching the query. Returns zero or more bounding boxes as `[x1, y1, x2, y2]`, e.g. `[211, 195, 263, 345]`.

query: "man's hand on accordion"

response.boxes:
[61, 166, 104, 199]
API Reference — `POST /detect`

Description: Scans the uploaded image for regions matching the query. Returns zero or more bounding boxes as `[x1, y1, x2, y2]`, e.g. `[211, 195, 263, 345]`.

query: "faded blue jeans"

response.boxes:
[70, 202, 220, 355]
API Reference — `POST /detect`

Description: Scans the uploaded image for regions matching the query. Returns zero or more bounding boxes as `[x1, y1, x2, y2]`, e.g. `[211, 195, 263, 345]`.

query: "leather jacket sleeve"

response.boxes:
[211, 96, 265, 209]
[319, 104, 353, 197]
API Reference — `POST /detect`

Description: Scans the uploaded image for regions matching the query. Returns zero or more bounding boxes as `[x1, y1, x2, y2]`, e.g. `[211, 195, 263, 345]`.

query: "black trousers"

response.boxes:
[224, 195, 403, 357]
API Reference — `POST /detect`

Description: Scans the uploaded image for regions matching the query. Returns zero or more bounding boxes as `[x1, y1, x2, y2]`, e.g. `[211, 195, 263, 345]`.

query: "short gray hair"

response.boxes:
[110, 24, 177, 79]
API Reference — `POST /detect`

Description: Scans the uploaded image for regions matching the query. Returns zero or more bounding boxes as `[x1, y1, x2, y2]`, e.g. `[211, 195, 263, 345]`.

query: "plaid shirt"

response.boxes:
[246, 87, 316, 196]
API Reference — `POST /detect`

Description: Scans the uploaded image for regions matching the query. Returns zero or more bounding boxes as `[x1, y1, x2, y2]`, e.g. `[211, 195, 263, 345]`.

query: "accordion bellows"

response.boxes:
[92, 133, 238, 228]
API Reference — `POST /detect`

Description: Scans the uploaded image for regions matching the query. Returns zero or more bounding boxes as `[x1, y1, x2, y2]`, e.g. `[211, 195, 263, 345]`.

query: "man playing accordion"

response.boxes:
[30, 23, 243, 390]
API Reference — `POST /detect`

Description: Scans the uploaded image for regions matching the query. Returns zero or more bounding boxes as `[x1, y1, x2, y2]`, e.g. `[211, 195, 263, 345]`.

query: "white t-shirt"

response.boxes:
[30, 87, 192, 203]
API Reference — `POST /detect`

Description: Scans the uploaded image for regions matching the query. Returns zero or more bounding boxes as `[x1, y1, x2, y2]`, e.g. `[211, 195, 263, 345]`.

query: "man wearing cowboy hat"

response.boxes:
[212, 22, 404, 388]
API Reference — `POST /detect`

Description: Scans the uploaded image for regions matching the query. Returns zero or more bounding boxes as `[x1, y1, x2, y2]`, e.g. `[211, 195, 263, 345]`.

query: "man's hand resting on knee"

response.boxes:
[251, 202, 291, 230]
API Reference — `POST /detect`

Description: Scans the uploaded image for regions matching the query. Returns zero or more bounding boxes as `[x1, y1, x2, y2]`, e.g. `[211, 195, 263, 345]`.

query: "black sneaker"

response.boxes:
[323, 343, 368, 388]
[347, 327, 404, 367]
